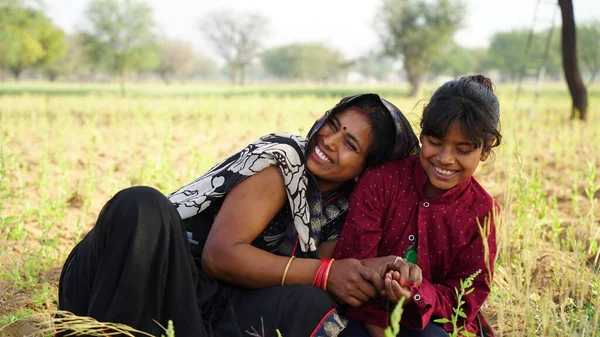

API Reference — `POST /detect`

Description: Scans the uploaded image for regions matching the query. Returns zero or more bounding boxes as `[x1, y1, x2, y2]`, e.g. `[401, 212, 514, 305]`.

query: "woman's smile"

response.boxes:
[313, 144, 333, 164]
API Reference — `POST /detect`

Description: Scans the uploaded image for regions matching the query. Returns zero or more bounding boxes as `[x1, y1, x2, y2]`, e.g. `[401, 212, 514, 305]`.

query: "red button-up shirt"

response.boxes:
[333, 156, 498, 333]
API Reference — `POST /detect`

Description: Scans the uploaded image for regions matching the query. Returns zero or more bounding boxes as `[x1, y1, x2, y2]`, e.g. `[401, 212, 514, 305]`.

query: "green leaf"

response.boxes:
[434, 318, 451, 324]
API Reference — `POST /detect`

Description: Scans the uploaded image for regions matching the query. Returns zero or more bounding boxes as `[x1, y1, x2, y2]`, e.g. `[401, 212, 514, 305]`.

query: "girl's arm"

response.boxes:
[401, 208, 498, 331]
[202, 165, 385, 306]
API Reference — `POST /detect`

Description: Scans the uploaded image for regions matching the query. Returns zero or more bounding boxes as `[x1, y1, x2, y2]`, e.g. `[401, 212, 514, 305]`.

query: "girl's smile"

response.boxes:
[432, 165, 460, 179]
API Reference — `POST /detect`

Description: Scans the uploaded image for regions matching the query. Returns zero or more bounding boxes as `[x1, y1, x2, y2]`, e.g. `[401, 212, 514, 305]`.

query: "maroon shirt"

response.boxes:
[333, 156, 498, 333]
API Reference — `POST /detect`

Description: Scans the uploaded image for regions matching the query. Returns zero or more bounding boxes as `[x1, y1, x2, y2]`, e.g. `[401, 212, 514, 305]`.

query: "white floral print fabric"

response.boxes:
[168, 133, 319, 252]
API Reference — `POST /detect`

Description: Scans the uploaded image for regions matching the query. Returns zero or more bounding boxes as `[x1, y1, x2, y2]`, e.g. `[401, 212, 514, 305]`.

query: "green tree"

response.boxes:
[261, 43, 346, 81]
[429, 43, 485, 78]
[577, 20, 600, 83]
[44, 34, 91, 81]
[353, 52, 395, 82]
[377, 0, 464, 96]
[0, 1, 65, 80]
[200, 10, 268, 85]
[80, 0, 159, 94]
[36, 20, 66, 80]
[487, 29, 561, 81]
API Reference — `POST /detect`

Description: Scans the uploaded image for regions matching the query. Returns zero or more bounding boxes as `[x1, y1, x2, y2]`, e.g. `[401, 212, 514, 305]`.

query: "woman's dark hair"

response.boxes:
[332, 96, 396, 167]
[420, 74, 502, 151]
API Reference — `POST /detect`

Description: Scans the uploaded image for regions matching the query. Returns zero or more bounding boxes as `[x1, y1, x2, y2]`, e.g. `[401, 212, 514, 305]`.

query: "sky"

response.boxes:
[44, 0, 599, 60]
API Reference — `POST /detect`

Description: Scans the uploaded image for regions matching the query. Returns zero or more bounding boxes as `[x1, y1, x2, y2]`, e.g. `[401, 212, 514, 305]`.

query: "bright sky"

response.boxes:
[45, 0, 599, 60]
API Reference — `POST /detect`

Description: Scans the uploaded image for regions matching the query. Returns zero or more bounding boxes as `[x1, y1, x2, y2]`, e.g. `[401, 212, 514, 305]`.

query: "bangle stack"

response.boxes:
[312, 258, 335, 290]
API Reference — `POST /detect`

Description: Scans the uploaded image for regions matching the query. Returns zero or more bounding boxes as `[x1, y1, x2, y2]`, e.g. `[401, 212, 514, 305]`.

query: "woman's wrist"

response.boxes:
[312, 258, 335, 290]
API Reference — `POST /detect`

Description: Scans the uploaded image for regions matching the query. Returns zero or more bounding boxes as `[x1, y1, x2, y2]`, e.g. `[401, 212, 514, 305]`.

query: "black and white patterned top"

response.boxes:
[168, 133, 343, 257]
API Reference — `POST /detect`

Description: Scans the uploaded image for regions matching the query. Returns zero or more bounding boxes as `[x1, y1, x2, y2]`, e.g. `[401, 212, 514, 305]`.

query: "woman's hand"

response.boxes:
[326, 258, 386, 307]
[360, 255, 398, 278]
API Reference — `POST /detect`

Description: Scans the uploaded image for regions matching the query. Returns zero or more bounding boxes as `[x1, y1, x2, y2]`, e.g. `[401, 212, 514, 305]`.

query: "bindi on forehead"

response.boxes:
[343, 126, 347, 130]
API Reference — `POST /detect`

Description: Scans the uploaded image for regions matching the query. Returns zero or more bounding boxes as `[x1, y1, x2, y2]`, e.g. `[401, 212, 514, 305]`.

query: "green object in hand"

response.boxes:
[405, 246, 417, 264]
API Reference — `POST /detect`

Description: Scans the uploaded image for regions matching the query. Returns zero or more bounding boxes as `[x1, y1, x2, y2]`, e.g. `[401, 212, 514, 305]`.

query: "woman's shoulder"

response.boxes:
[258, 133, 307, 147]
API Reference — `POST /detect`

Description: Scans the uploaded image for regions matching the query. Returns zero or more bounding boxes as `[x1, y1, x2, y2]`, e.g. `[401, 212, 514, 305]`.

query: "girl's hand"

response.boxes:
[384, 270, 411, 303]
[390, 257, 423, 287]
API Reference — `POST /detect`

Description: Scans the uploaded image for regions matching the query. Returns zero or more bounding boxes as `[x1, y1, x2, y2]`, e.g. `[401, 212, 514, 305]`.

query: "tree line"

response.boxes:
[1, 0, 598, 93]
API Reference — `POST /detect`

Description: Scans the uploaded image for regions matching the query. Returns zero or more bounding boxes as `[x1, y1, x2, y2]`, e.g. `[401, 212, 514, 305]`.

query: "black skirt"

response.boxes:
[58, 186, 346, 337]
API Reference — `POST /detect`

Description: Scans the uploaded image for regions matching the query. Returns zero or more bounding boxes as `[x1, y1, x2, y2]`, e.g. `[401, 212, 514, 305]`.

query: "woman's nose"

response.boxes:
[323, 133, 342, 151]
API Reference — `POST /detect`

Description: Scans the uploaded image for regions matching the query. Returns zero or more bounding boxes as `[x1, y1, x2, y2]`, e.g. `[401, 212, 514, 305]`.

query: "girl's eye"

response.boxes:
[428, 137, 441, 146]
[457, 149, 473, 155]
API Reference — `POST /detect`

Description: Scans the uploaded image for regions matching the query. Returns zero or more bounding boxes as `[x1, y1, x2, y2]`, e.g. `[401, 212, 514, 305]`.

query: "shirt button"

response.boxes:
[408, 234, 415, 242]
[423, 202, 430, 207]
[413, 294, 421, 301]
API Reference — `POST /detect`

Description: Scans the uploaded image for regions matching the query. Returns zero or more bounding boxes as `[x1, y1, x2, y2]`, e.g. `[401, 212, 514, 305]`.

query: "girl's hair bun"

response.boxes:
[464, 74, 494, 92]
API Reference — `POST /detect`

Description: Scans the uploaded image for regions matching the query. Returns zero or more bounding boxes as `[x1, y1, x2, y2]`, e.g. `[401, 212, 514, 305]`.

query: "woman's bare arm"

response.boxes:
[201, 165, 385, 306]
[202, 165, 320, 287]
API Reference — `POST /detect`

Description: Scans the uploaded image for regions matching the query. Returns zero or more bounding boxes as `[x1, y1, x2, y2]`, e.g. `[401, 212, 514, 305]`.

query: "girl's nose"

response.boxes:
[437, 147, 455, 164]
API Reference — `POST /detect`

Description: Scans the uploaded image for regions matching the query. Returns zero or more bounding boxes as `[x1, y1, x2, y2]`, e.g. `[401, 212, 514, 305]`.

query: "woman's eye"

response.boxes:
[328, 120, 338, 130]
[345, 141, 357, 151]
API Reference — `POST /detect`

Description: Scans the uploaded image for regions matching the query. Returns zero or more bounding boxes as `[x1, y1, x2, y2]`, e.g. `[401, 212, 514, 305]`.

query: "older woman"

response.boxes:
[58, 94, 419, 337]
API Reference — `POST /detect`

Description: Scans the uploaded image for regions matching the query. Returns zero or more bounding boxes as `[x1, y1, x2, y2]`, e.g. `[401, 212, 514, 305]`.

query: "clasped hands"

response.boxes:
[326, 255, 422, 307]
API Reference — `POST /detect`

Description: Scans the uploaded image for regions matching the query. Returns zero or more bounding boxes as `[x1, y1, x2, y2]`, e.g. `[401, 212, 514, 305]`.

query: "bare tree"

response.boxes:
[157, 39, 195, 84]
[199, 10, 268, 85]
[558, 0, 588, 120]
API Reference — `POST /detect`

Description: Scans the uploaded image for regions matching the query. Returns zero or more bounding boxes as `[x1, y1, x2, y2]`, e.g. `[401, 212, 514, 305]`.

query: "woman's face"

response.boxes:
[306, 107, 374, 193]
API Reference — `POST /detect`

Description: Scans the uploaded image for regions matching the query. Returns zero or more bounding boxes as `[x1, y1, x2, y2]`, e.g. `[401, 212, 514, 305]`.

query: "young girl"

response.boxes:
[334, 75, 501, 337]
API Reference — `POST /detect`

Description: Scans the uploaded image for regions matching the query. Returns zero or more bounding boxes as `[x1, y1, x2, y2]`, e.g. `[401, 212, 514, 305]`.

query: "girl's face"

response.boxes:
[306, 107, 373, 194]
[420, 122, 490, 197]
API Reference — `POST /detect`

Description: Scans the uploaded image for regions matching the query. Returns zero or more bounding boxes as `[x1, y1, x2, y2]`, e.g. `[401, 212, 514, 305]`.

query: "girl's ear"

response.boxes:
[480, 148, 491, 162]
